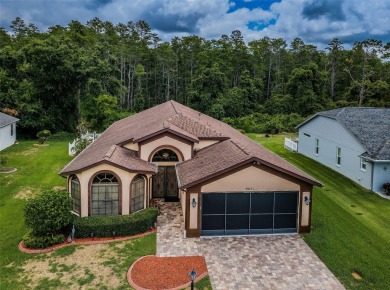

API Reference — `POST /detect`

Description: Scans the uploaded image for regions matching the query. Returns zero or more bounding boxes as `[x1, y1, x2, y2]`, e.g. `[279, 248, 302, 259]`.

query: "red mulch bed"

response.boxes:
[128, 255, 208, 290]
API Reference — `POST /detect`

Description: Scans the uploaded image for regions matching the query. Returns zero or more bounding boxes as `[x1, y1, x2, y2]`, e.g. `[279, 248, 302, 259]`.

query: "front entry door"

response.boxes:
[152, 166, 179, 200]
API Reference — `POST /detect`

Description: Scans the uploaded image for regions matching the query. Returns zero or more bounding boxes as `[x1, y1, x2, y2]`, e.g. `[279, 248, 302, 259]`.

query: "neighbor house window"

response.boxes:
[131, 176, 145, 213]
[360, 158, 367, 171]
[91, 173, 119, 216]
[315, 138, 319, 155]
[336, 147, 341, 166]
[70, 176, 81, 214]
[10, 124, 14, 136]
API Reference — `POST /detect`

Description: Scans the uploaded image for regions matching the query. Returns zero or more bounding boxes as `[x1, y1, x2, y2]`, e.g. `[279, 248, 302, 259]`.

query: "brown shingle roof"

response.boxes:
[167, 115, 227, 139]
[176, 140, 250, 188]
[60, 101, 321, 187]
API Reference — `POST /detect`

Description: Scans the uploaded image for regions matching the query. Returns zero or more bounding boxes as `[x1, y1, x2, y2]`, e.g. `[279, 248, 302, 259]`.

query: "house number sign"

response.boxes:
[245, 187, 255, 191]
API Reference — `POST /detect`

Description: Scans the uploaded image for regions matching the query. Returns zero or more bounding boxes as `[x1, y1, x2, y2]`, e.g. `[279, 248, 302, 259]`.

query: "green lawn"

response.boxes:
[0, 140, 212, 289]
[0, 141, 73, 289]
[249, 133, 390, 290]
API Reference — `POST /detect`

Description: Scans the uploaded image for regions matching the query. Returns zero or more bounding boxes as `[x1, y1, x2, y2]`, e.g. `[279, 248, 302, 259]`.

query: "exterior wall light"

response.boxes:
[192, 198, 197, 208]
[304, 196, 311, 205]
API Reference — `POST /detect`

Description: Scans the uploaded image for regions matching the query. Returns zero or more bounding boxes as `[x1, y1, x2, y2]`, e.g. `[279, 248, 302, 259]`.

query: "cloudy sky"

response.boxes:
[1, 0, 390, 48]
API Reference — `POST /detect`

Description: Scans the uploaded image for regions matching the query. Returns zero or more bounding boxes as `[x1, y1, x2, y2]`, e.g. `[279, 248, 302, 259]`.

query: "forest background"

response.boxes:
[1, 17, 389, 137]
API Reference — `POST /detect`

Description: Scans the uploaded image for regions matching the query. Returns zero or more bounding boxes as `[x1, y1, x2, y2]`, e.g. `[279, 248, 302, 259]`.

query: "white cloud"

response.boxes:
[0, 0, 389, 48]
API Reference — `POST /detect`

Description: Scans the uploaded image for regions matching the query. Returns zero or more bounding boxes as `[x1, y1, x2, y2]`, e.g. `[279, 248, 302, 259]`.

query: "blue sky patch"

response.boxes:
[228, 0, 281, 13]
[247, 18, 276, 30]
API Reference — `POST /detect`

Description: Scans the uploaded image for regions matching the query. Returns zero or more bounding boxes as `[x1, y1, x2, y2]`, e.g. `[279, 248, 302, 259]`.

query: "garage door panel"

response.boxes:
[227, 193, 250, 214]
[202, 215, 225, 230]
[274, 214, 297, 229]
[226, 215, 249, 229]
[250, 214, 273, 229]
[203, 193, 225, 214]
[202, 191, 298, 236]
[251, 192, 274, 213]
[275, 192, 298, 213]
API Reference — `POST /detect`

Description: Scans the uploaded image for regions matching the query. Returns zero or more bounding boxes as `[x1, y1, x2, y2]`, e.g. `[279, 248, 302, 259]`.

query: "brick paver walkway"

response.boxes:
[157, 202, 345, 290]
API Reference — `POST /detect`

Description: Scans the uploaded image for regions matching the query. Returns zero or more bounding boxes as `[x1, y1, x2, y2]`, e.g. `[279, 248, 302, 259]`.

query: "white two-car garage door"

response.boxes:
[201, 192, 298, 236]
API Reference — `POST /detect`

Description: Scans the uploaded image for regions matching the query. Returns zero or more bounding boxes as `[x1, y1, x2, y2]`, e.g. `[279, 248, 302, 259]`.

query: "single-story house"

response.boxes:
[296, 107, 390, 194]
[60, 101, 322, 238]
[0, 112, 19, 151]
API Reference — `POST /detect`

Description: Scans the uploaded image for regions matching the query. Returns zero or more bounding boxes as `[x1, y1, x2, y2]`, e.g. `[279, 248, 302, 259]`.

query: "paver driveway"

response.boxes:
[157, 202, 344, 290]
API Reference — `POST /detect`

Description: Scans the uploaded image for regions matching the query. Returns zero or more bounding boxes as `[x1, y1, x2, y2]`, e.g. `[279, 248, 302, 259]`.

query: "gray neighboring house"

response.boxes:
[296, 107, 390, 194]
[0, 112, 19, 151]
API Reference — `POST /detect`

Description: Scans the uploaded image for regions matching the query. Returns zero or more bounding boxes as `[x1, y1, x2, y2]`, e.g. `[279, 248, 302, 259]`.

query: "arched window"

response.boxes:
[152, 148, 178, 162]
[70, 175, 80, 214]
[131, 176, 145, 213]
[91, 173, 119, 216]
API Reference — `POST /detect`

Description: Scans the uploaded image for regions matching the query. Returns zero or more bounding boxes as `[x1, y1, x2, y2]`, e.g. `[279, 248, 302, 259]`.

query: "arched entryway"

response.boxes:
[151, 148, 181, 201]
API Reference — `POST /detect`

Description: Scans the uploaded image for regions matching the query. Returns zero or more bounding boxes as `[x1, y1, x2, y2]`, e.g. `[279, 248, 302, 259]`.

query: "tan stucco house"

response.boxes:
[60, 101, 322, 238]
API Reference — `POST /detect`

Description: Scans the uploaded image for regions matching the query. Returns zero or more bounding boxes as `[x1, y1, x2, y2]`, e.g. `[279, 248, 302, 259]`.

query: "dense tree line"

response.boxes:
[1, 17, 389, 136]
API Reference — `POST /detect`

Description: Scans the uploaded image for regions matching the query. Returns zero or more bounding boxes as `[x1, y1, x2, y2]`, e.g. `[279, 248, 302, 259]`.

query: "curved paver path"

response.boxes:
[157, 202, 344, 290]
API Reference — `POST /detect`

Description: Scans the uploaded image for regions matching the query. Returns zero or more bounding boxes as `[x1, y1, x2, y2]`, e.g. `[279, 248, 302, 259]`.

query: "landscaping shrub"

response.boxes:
[36, 129, 51, 144]
[74, 138, 92, 155]
[73, 207, 158, 238]
[23, 232, 65, 249]
[49, 131, 76, 141]
[383, 182, 390, 195]
[24, 190, 72, 236]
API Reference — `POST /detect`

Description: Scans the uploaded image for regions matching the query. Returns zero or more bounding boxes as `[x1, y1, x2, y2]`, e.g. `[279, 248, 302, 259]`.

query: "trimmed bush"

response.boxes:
[36, 129, 51, 144]
[24, 190, 72, 236]
[74, 207, 158, 238]
[23, 232, 65, 249]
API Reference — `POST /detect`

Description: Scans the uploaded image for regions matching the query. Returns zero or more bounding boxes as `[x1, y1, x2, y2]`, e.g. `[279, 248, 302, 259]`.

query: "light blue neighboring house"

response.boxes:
[0, 112, 19, 151]
[296, 107, 390, 194]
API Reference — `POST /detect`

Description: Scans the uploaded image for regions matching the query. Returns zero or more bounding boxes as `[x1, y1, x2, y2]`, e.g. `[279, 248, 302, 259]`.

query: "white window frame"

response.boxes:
[336, 147, 341, 166]
[315, 138, 319, 156]
[360, 158, 367, 171]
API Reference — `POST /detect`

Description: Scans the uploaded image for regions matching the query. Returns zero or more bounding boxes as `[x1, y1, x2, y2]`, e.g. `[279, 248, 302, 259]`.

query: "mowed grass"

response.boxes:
[0, 140, 212, 289]
[0, 140, 73, 289]
[249, 133, 390, 290]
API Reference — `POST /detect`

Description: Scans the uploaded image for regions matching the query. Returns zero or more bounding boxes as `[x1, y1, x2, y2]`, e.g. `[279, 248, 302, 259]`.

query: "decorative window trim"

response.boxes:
[131, 175, 145, 214]
[152, 148, 179, 162]
[336, 147, 341, 166]
[360, 158, 367, 171]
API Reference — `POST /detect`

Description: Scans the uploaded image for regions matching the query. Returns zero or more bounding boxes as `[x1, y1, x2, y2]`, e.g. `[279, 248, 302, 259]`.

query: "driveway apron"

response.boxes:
[156, 202, 344, 290]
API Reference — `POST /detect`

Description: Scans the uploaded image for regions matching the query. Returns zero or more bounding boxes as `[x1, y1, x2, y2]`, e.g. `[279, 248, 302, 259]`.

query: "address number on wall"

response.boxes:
[245, 187, 255, 191]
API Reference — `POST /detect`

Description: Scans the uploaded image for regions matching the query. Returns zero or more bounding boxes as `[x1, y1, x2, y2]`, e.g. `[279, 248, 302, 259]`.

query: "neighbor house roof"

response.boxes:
[61, 101, 322, 187]
[0, 112, 19, 128]
[296, 107, 390, 161]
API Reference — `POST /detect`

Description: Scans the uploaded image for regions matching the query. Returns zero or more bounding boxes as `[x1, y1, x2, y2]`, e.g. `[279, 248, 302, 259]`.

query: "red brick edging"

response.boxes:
[19, 228, 157, 254]
[127, 255, 208, 290]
